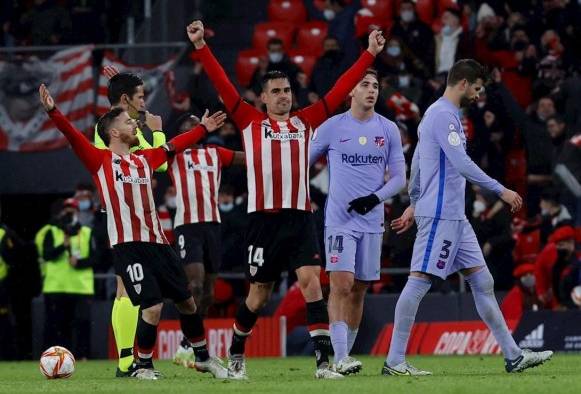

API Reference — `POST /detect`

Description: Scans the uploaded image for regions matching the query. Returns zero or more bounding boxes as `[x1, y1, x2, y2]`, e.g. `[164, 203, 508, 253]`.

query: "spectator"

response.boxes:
[539, 188, 573, 244]
[555, 73, 581, 133]
[310, 37, 349, 97]
[553, 133, 581, 224]
[533, 30, 567, 98]
[390, 0, 434, 78]
[534, 225, 576, 309]
[501, 264, 541, 321]
[471, 188, 515, 290]
[73, 183, 96, 228]
[249, 38, 302, 94]
[493, 68, 556, 215]
[434, 7, 473, 75]
[35, 198, 96, 359]
[558, 252, 581, 310]
[218, 185, 247, 271]
[376, 37, 408, 76]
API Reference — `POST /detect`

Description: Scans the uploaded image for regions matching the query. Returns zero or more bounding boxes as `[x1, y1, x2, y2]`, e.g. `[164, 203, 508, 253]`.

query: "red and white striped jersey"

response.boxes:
[241, 115, 312, 212]
[197, 44, 376, 214]
[95, 151, 167, 246]
[169, 146, 234, 226]
[47, 108, 208, 248]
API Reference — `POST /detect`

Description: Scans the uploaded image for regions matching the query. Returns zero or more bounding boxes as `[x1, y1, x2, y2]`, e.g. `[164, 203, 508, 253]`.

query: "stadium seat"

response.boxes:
[252, 22, 296, 53]
[354, 10, 389, 38]
[268, 0, 307, 24]
[236, 49, 263, 87]
[296, 21, 328, 57]
[437, 0, 460, 14]
[415, 0, 435, 25]
[361, 0, 393, 20]
[313, 0, 326, 11]
[288, 50, 317, 78]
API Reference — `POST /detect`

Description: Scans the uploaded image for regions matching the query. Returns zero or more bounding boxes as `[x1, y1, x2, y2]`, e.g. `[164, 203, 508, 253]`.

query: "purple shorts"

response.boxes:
[324, 227, 382, 281]
[410, 217, 484, 279]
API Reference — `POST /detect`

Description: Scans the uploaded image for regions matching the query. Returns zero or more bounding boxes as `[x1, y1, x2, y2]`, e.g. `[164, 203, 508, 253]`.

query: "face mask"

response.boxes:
[324, 49, 341, 59]
[541, 208, 551, 216]
[442, 25, 454, 36]
[165, 196, 177, 209]
[477, 101, 485, 109]
[219, 202, 234, 212]
[520, 274, 535, 288]
[401, 10, 415, 23]
[473, 200, 486, 216]
[398, 75, 410, 88]
[78, 200, 91, 211]
[60, 212, 78, 227]
[387, 45, 401, 57]
[512, 40, 528, 51]
[269, 52, 283, 64]
[323, 9, 336, 21]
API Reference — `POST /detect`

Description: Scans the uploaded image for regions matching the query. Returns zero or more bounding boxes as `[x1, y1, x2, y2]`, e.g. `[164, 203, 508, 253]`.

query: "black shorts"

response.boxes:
[113, 242, 190, 309]
[174, 222, 222, 273]
[244, 210, 322, 283]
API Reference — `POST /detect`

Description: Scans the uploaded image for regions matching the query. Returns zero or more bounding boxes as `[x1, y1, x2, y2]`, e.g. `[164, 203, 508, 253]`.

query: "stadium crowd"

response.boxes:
[0, 0, 580, 360]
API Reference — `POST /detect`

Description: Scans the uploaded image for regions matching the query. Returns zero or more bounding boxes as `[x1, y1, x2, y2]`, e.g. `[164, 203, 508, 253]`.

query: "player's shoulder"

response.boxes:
[374, 113, 398, 133]
[319, 111, 349, 128]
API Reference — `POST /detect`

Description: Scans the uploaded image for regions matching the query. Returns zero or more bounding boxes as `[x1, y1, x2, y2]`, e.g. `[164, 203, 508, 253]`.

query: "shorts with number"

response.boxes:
[410, 217, 484, 279]
[324, 227, 382, 281]
[174, 223, 222, 273]
[244, 210, 322, 283]
[113, 242, 190, 309]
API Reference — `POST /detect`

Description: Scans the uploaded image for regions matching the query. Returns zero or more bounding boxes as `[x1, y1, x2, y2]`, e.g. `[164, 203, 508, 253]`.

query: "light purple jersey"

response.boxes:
[310, 110, 406, 233]
[411, 97, 504, 220]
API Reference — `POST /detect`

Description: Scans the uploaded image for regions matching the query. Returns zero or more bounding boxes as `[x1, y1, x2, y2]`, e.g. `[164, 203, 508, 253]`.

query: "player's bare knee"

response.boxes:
[189, 280, 204, 299]
[246, 282, 273, 311]
[142, 303, 163, 324]
[176, 297, 198, 315]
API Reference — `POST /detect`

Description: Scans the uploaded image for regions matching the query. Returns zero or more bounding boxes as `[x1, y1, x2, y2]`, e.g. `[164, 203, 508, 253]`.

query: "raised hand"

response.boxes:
[187, 20, 206, 49]
[201, 109, 227, 132]
[367, 30, 386, 56]
[391, 205, 415, 234]
[103, 65, 120, 80]
[500, 188, 523, 213]
[39, 84, 55, 111]
[145, 111, 163, 131]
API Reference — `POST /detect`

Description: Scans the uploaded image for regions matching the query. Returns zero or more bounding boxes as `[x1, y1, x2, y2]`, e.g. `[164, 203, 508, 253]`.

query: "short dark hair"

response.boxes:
[96, 107, 124, 146]
[447, 59, 488, 86]
[444, 7, 461, 20]
[547, 114, 565, 124]
[267, 37, 284, 48]
[261, 70, 290, 92]
[107, 73, 143, 105]
[540, 188, 560, 205]
[363, 68, 379, 82]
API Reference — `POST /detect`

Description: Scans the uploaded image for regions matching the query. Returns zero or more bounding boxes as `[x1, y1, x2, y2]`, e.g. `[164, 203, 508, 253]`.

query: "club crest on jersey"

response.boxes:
[249, 265, 258, 276]
[134, 284, 142, 294]
[448, 132, 461, 146]
[290, 117, 303, 129]
[114, 170, 149, 184]
[330, 255, 339, 264]
[359, 136, 367, 145]
[374, 136, 385, 147]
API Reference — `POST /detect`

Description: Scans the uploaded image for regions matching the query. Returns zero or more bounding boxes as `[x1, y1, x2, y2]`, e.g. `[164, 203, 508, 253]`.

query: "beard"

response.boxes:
[120, 132, 139, 147]
[460, 95, 473, 108]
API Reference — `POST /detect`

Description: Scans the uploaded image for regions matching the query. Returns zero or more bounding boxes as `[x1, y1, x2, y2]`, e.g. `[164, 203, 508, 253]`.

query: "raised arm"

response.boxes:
[300, 30, 385, 128]
[40, 85, 103, 174]
[187, 20, 260, 128]
[139, 110, 226, 169]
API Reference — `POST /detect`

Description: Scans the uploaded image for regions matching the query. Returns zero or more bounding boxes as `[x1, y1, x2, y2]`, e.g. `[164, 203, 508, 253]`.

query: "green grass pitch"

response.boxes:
[0, 355, 578, 394]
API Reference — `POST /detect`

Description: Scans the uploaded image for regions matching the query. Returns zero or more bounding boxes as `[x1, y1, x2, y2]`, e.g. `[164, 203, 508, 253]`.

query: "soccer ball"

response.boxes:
[571, 286, 581, 307]
[39, 346, 75, 379]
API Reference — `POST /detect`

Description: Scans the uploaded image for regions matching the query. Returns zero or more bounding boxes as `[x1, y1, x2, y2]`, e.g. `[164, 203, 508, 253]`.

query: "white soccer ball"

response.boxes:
[39, 346, 75, 379]
[571, 286, 581, 307]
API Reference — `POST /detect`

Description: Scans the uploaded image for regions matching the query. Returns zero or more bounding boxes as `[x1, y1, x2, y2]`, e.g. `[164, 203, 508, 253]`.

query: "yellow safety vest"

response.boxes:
[0, 228, 7, 281]
[34, 225, 94, 295]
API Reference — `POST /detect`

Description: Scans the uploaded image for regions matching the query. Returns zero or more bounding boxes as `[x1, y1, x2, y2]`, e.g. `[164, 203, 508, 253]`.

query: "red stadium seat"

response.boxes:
[236, 49, 263, 87]
[252, 22, 296, 53]
[288, 51, 317, 78]
[354, 11, 389, 38]
[296, 21, 329, 56]
[361, 0, 393, 20]
[268, 0, 307, 24]
[313, 0, 326, 11]
[415, 0, 435, 25]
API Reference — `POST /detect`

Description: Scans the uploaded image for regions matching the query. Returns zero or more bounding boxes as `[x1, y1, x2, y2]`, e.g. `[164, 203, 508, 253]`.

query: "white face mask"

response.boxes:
[398, 75, 410, 88]
[323, 9, 336, 21]
[442, 25, 454, 36]
[269, 52, 283, 63]
[78, 200, 91, 211]
[165, 196, 177, 209]
[473, 200, 486, 216]
[219, 202, 234, 212]
[387, 45, 401, 57]
[401, 10, 414, 23]
[520, 274, 535, 288]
